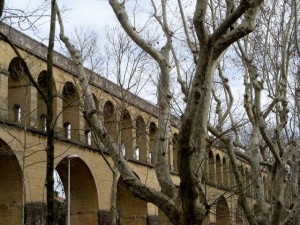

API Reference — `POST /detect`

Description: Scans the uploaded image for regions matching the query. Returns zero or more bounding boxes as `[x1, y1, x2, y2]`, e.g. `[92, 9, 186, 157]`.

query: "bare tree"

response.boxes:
[55, 0, 264, 224]
[0, 1, 57, 224]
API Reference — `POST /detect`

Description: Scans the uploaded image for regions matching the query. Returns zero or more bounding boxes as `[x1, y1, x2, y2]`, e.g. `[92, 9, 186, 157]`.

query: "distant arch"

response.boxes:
[148, 122, 157, 164]
[117, 177, 147, 225]
[8, 57, 31, 124]
[103, 101, 117, 141]
[208, 151, 215, 184]
[37, 70, 57, 130]
[136, 116, 146, 162]
[121, 109, 133, 158]
[62, 82, 80, 140]
[216, 196, 231, 225]
[56, 156, 99, 225]
[0, 138, 22, 225]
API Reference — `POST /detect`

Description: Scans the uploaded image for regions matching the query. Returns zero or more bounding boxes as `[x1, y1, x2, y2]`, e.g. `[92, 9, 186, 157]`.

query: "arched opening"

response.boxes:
[8, 57, 31, 125]
[216, 196, 231, 225]
[103, 101, 117, 141]
[85, 130, 92, 146]
[13, 104, 21, 122]
[117, 177, 148, 225]
[121, 109, 133, 158]
[53, 170, 67, 225]
[37, 71, 57, 130]
[121, 143, 126, 156]
[149, 122, 157, 165]
[0, 138, 22, 225]
[40, 114, 47, 131]
[62, 82, 80, 140]
[83, 93, 99, 147]
[133, 147, 140, 160]
[136, 116, 147, 162]
[64, 122, 72, 139]
[216, 154, 222, 187]
[56, 156, 99, 225]
[208, 151, 215, 184]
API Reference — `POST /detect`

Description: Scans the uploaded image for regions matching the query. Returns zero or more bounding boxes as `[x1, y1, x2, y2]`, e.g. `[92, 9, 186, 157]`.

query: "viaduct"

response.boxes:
[0, 23, 267, 225]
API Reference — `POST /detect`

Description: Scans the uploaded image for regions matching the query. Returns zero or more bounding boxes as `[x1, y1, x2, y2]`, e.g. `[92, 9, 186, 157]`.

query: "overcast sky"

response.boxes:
[5, 0, 118, 42]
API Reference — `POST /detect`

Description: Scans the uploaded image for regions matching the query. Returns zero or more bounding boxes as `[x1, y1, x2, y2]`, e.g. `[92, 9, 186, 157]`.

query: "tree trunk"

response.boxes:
[45, 1, 56, 225]
[0, 0, 4, 18]
[110, 167, 120, 225]
[178, 46, 216, 225]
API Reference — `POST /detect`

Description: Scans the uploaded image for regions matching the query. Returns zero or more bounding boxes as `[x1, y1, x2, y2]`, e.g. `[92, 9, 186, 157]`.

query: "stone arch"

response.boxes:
[8, 57, 31, 124]
[148, 122, 157, 164]
[208, 150, 215, 184]
[103, 100, 117, 141]
[0, 138, 22, 225]
[62, 82, 80, 140]
[216, 154, 222, 186]
[136, 115, 147, 162]
[216, 195, 231, 225]
[117, 177, 148, 225]
[83, 93, 99, 147]
[55, 156, 99, 225]
[37, 70, 57, 130]
[121, 109, 133, 158]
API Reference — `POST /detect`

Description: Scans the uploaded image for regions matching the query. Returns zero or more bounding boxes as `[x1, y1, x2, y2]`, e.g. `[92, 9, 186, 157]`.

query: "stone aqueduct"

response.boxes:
[0, 23, 267, 225]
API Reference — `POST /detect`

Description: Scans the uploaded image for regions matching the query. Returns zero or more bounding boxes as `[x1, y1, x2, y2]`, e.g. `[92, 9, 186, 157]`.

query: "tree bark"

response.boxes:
[0, 0, 4, 18]
[45, 1, 56, 225]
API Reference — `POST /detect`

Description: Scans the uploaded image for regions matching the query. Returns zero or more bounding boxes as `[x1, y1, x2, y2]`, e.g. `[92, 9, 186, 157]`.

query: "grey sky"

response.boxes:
[6, 0, 117, 39]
